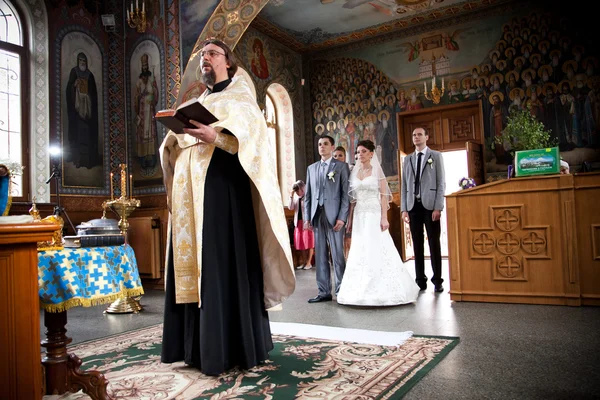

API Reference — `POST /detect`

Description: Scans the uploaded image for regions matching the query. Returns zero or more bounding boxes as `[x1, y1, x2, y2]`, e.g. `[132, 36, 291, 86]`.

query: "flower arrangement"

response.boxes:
[458, 177, 476, 190]
[0, 159, 25, 176]
[1, 159, 24, 216]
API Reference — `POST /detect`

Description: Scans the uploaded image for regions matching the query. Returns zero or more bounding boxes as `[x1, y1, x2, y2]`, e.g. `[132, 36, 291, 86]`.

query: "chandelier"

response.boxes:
[127, 0, 147, 33]
[423, 75, 445, 105]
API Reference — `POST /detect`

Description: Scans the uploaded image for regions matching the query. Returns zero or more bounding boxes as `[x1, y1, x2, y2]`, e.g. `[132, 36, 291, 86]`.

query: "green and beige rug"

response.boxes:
[45, 323, 458, 399]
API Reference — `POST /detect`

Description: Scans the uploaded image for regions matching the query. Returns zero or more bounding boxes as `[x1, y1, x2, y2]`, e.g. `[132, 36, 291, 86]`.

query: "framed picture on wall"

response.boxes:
[60, 31, 105, 188]
[129, 40, 164, 189]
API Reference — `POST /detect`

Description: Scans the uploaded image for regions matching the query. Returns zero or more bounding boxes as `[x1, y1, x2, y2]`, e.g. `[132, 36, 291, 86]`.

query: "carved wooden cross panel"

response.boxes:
[470, 205, 550, 281]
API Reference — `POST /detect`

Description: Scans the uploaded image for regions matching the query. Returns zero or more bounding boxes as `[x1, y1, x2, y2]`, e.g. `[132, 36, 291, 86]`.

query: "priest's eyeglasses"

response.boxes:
[200, 50, 225, 58]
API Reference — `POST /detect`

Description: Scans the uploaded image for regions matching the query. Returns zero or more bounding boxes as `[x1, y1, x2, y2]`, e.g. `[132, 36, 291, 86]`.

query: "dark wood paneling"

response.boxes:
[398, 100, 482, 153]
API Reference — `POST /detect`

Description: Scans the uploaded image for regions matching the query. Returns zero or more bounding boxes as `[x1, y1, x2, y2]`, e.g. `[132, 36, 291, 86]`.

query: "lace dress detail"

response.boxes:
[337, 176, 420, 306]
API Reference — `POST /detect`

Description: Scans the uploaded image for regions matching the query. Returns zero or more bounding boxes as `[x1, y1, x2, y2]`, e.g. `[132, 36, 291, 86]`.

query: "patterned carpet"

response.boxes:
[44, 324, 458, 399]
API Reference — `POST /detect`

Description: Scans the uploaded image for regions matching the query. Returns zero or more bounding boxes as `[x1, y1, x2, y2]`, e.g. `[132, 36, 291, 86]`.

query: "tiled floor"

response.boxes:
[41, 261, 600, 399]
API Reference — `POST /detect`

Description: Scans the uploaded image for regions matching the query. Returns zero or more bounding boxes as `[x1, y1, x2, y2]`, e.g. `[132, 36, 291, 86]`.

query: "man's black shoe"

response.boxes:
[418, 284, 427, 291]
[308, 294, 332, 303]
[434, 284, 444, 293]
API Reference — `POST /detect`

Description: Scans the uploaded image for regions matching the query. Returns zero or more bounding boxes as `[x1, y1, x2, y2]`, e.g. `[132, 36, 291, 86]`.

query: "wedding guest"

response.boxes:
[350, 150, 359, 171]
[401, 127, 446, 293]
[345, 149, 359, 258]
[333, 146, 347, 163]
[288, 180, 314, 270]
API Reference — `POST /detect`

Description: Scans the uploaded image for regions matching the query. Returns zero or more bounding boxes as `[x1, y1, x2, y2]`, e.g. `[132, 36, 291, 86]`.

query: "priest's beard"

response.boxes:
[201, 67, 216, 87]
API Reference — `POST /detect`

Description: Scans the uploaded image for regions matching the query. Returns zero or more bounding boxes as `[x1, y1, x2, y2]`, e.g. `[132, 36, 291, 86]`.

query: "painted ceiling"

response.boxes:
[254, 0, 512, 52]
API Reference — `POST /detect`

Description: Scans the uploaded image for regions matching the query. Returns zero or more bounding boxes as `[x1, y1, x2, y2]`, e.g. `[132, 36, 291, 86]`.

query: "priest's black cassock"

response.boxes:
[161, 79, 272, 376]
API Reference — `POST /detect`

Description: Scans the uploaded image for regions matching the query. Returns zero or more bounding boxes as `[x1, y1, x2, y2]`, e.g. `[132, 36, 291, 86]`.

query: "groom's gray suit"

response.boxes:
[304, 157, 350, 297]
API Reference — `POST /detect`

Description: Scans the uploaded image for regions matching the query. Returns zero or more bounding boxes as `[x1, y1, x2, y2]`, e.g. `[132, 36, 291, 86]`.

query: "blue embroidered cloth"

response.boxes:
[38, 244, 144, 312]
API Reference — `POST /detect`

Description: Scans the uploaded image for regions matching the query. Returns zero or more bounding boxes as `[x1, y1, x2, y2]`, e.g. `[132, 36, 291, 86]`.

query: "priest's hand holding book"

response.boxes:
[154, 96, 219, 136]
[183, 120, 217, 143]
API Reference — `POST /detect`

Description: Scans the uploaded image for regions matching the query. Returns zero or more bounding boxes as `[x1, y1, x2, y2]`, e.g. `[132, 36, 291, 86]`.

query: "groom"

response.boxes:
[401, 127, 446, 292]
[304, 135, 350, 303]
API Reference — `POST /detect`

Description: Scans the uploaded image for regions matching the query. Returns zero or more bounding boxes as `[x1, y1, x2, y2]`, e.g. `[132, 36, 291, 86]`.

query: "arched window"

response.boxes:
[0, 0, 28, 199]
[264, 93, 278, 182]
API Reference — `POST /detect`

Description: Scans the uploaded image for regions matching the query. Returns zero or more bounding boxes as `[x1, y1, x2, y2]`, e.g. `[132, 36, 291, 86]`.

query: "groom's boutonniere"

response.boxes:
[427, 158, 434, 169]
[328, 170, 336, 182]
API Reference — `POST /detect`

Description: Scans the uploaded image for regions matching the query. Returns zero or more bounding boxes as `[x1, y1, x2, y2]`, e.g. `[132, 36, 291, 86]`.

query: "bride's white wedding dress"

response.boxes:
[337, 175, 419, 306]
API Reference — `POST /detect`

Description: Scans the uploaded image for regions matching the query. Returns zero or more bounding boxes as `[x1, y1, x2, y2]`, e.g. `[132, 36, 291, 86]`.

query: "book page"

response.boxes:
[177, 97, 199, 110]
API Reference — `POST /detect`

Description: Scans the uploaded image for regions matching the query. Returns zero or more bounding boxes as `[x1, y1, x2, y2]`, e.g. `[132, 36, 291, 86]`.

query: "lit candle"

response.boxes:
[110, 172, 114, 200]
[129, 174, 133, 199]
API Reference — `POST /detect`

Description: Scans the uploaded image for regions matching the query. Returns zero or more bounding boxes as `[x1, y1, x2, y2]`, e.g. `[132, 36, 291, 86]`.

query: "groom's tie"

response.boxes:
[318, 161, 326, 206]
[415, 152, 423, 199]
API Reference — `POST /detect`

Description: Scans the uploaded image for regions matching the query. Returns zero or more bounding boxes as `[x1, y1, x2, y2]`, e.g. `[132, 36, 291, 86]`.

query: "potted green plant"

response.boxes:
[495, 108, 559, 177]
[494, 108, 556, 156]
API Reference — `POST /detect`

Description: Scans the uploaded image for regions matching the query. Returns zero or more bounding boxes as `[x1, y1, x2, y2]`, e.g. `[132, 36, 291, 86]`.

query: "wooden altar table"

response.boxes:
[38, 244, 144, 399]
[446, 173, 600, 306]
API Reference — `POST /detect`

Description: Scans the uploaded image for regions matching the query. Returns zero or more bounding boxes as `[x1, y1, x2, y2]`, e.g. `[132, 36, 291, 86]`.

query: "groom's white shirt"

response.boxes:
[320, 156, 332, 168]
[414, 146, 429, 174]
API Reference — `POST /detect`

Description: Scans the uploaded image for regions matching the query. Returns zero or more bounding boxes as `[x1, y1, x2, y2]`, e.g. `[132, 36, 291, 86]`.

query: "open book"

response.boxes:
[154, 97, 218, 134]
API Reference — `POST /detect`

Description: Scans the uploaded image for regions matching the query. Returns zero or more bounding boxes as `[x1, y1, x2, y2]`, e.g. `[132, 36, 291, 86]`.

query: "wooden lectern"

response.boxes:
[446, 173, 600, 306]
[0, 222, 58, 399]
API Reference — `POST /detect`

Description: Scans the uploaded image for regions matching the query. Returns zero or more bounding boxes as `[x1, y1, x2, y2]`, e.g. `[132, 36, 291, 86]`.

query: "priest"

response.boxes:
[159, 38, 295, 376]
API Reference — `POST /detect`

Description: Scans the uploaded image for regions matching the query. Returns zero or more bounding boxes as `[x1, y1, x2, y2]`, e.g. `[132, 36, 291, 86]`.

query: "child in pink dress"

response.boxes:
[288, 180, 315, 270]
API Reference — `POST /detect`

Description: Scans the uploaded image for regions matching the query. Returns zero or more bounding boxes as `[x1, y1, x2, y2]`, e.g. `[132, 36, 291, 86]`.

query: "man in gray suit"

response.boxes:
[401, 127, 446, 292]
[304, 135, 351, 303]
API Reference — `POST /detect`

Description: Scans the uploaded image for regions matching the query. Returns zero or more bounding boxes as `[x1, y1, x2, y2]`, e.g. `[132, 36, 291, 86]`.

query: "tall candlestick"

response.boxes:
[120, 164, 127, 198]
[129, 175, 133, 199]
[110, 172, 114, 200]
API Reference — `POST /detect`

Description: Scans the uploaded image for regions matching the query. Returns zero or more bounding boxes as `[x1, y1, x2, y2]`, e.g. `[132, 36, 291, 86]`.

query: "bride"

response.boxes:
[337, 139, 420, 306]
